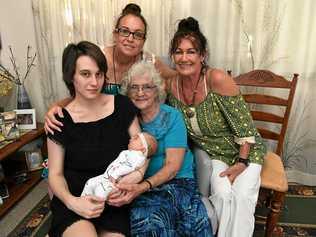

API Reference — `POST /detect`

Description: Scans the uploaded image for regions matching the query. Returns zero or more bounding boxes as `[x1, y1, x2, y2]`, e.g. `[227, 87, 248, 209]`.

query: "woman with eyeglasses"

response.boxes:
[166, 17, 266, 237]
[102, 3, 175, 95]
[44, 3, 175, 133]
[110, 61, 213, 236]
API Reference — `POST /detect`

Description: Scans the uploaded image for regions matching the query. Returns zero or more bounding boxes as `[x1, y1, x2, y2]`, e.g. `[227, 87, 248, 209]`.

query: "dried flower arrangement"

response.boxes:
[0, 46, 37, 97]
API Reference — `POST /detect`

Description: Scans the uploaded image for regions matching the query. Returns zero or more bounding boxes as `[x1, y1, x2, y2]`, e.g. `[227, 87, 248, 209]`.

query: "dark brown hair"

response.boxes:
[0, 33, 2, 52]
[62, 41, 107, 97]
[169, 17, 209, 65]
[115, 3, 148, 38]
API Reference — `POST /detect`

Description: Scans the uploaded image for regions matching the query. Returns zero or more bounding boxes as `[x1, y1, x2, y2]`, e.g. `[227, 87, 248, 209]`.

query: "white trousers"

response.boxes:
[194, 147, 262, 237]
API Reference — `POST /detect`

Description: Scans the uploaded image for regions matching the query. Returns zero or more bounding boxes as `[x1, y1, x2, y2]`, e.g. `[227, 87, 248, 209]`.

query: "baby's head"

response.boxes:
[128, 132, 157, 157]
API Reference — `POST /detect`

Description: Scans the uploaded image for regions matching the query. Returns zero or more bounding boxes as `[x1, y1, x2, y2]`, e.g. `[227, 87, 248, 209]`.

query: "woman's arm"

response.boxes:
[208, 69, 253, 182]
[220, 142, 250, 183]
[128, 116, 157, 157]
[44, 98, 73, 134]
[48, 139, 105, 218]
[145, 148, 185, 187]
[128, 116, 142, 137]
[47, 139, 68, 203]
[154, 57, 178, 80]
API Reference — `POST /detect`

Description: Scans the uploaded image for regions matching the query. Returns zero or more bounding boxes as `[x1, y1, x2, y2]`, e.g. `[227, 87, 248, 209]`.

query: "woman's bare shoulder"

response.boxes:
[207, 68, 239, 96]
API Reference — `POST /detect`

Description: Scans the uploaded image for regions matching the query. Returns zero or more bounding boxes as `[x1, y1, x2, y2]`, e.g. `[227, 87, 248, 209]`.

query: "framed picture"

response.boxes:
[0, 183, 9, 199]
[14, 109, 36, 130]
[0, 111, 20, 141]
[0, 113, 5, 142]
[25, 149, 43, 171]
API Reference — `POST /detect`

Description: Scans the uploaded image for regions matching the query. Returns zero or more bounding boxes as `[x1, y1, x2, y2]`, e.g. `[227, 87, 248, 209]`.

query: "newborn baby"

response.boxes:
[81, 132, 156, 199]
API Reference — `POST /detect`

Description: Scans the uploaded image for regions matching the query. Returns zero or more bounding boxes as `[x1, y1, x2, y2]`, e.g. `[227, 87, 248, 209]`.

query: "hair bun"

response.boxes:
[122, 3, 141, 15]
[178, 17, 200, 32]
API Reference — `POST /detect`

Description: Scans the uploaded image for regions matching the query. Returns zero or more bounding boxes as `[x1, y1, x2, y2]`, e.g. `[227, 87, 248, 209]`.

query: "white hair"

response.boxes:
[120, 61, 166, 103]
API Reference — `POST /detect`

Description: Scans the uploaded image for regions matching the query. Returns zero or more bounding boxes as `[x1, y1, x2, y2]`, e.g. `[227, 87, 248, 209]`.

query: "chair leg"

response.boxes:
[264, 191, 286, 237]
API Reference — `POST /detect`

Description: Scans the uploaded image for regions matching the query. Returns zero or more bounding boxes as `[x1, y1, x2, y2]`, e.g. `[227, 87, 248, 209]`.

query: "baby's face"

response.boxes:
[128, 135, 145, 153]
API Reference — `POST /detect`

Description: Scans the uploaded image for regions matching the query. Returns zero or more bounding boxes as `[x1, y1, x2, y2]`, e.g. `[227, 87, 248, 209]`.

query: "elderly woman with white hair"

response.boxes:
[108, 61, 213, 236]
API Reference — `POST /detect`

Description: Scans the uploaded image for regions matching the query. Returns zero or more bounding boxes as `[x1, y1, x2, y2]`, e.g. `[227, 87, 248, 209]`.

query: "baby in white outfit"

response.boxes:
[81, 132, 156, 199]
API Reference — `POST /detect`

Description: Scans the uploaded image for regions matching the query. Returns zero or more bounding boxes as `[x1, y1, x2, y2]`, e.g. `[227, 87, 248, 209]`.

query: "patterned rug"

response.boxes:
[8, 194, 51, 237]
[8, 185, 316, 237]
[254, 184, 316, 237]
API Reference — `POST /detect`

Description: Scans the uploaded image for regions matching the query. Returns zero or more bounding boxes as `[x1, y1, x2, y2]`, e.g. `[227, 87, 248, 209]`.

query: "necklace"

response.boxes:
[112, 47, 140, 85]
[181, 74, 202, 106]
[112, 47, 117, 84]
[181, 74, 202, 118]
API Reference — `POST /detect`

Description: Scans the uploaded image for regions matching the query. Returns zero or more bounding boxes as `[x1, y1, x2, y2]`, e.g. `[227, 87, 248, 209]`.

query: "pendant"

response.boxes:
[185, 107, 196, 118]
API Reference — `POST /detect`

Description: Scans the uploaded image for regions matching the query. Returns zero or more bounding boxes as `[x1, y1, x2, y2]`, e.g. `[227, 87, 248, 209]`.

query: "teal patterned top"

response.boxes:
[102, 83, 121, 95]
[168, 92, 266, 165]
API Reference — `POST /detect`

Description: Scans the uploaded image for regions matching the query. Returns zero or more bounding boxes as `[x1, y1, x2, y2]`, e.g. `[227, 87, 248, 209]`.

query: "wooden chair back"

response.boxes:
[233, 70, 299, 156]
[230, 69, 299, 236]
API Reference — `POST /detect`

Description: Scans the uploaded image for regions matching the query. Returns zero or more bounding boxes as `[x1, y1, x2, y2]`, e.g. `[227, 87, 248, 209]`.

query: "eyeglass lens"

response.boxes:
[117, 28, 145, 40]
[129, 84, 156, 93]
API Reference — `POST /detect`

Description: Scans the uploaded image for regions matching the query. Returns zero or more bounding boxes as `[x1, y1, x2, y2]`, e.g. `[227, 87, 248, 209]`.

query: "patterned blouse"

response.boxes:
[168, 82, 266, 165]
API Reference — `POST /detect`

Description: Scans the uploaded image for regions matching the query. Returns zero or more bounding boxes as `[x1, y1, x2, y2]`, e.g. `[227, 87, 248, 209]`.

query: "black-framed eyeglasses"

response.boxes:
[115, 28, 146, 40]
[128, 84, 157, 93]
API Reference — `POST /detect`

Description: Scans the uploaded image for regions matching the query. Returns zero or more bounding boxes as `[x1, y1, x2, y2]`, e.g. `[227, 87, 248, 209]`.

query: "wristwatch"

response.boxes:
[237, 157, 249, 167]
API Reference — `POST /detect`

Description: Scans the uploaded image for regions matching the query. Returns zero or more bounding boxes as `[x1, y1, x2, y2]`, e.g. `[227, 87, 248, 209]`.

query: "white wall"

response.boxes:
[0, 0, 45, 121]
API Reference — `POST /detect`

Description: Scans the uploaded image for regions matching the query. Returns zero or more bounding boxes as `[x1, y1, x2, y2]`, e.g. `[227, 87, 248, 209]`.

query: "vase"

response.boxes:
[17, 84, 32, 109]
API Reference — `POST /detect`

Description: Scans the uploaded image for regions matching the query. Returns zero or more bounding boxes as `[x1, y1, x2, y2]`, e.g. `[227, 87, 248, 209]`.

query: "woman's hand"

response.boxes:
[67, 195, 106, 219]
[107, 182, 147, 207]
[117, 169, 143, 185]
[219, 163, 247, 184]
[44, 105, 64, 134]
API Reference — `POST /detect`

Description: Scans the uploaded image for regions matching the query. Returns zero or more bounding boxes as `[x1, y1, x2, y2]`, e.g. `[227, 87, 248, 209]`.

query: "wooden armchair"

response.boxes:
[232, 70, 299, 237]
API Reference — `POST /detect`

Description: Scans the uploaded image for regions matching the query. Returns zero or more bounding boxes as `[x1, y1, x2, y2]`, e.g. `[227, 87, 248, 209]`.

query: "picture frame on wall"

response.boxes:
[25, 149, 43, 171]
[14, 109, 36, 130]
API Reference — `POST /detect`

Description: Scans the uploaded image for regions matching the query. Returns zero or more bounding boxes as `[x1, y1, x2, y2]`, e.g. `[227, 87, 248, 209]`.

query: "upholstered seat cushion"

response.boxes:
[260, 151, 288, 192]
